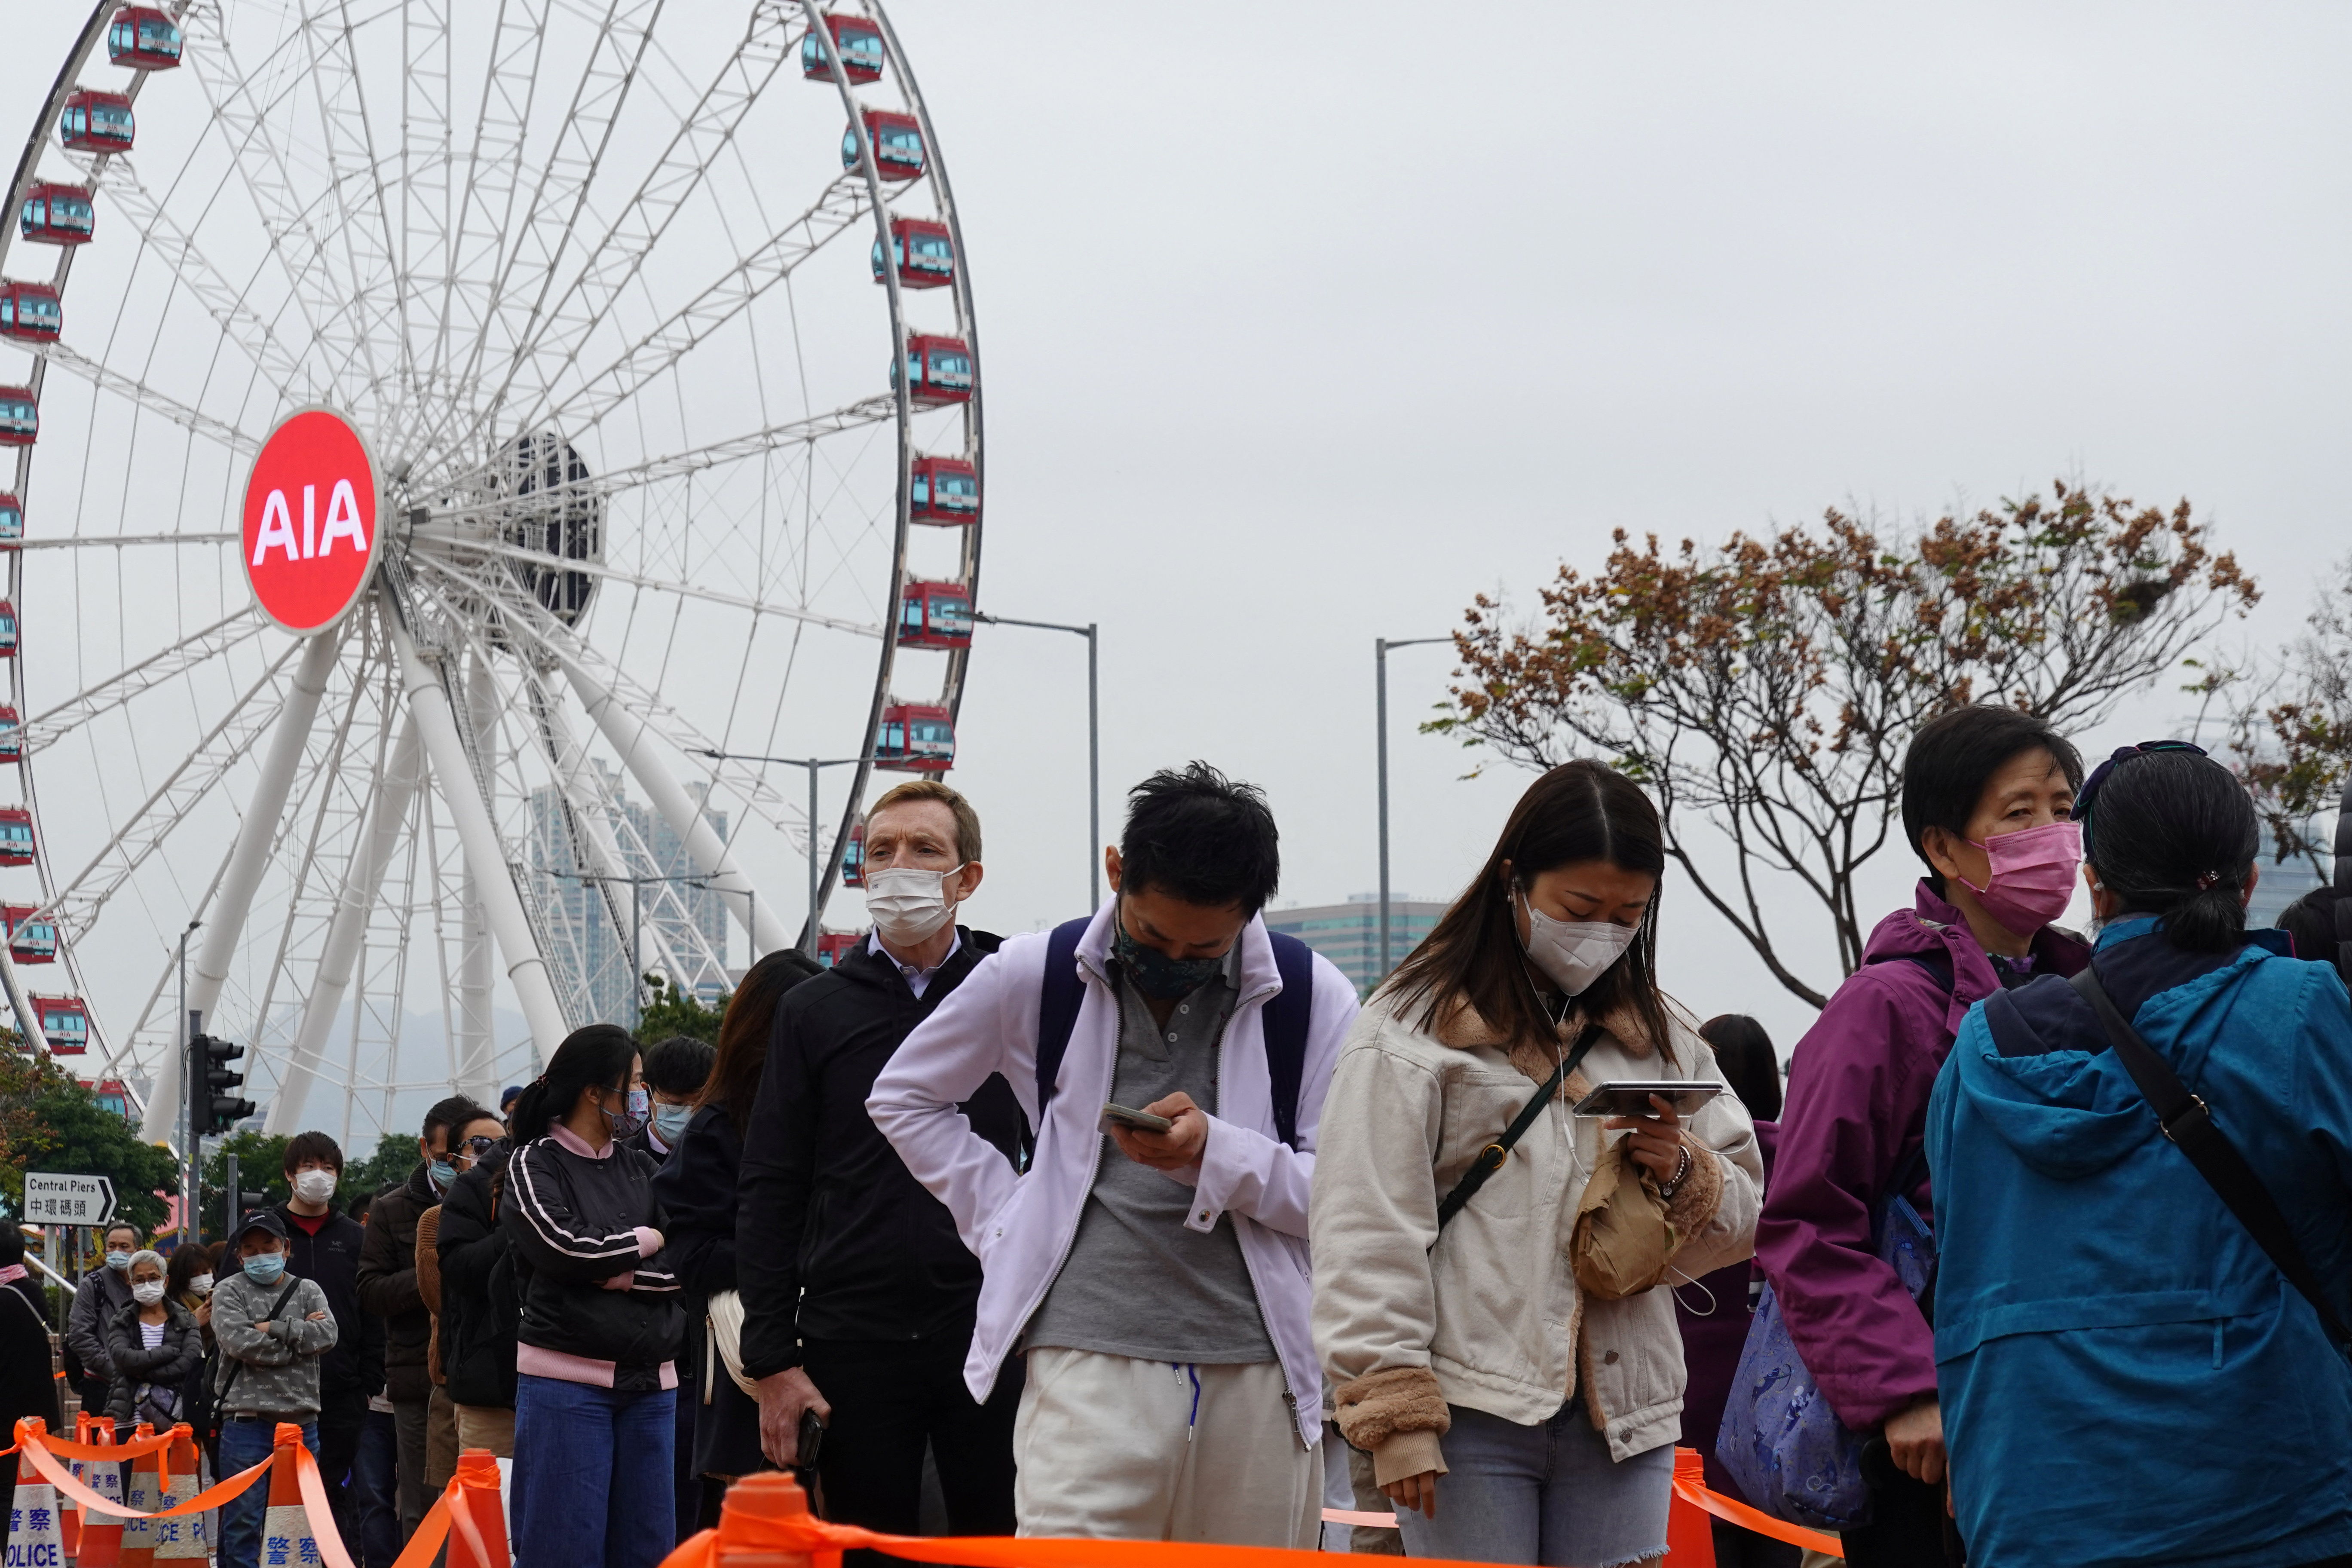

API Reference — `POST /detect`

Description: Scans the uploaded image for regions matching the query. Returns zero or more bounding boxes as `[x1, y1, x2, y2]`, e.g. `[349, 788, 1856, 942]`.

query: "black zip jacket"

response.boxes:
[356, 1166, 436, 1402]
[500, 1133, 683, 1393]
[436, 1145, 519, 1410]
[275, 1204, 381, 1403]
[103, 1299, 204, 1427]
[735, 929, 1027, 1376]
[651, 1106, 742, 1301]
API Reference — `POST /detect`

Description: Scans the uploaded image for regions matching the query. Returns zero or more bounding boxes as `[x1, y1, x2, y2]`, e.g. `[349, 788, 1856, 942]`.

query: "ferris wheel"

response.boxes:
[0, 0, 983, 1149]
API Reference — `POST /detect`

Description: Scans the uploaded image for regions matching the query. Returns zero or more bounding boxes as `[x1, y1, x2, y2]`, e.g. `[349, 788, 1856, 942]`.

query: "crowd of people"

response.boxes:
[10, 706, 2352, 1568]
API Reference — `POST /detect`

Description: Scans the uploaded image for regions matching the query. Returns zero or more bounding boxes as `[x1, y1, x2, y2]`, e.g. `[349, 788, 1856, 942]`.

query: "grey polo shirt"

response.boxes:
[1022, 949, 1275, 1364]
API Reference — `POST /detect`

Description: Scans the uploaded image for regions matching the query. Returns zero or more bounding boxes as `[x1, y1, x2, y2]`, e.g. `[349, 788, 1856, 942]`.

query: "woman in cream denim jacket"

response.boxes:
[1311, 762, 1761, 1567]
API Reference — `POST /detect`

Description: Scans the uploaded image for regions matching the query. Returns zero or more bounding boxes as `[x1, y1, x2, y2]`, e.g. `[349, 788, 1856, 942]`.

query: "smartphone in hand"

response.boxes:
[797, 1407, 826, 1467]
[1101, 1102, 1174, 1134]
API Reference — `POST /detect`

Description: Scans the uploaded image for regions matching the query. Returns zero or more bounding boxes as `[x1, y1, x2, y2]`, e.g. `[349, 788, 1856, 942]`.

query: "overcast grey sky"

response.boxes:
[5, 2, 2345, 1060]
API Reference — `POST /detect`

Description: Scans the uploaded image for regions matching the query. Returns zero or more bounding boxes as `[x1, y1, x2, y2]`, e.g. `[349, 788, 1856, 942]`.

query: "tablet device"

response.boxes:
[1569, 1081, 1727, 1118]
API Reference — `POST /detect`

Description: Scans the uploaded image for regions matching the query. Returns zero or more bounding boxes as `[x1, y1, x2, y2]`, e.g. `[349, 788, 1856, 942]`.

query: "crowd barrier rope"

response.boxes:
[6, 1421, 502, 1568]
[15, 1418, 1842, 1568]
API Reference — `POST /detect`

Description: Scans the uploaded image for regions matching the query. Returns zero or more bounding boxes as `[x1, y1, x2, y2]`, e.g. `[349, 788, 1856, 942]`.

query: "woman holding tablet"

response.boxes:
[1311, 760, 1762, 1567]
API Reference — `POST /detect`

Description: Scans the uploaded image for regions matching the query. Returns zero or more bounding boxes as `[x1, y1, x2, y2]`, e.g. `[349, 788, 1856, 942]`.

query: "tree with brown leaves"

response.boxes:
[1432, 482, 2258, 1008]
[2226, 557, 2350, 880]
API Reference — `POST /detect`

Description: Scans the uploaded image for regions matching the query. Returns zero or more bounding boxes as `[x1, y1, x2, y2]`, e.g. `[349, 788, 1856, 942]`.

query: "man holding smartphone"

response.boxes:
[870, 763, 1360, 1547]
[735, 780, 1030, 1550]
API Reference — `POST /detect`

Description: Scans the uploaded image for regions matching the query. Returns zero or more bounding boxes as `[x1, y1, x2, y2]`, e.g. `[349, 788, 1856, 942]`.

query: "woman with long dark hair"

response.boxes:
[1928, 744, 2352, 1568]
[1312, 760, 1763, 1567]
[649, 949, 822, 1527]
[502, 1024, 683, 1568]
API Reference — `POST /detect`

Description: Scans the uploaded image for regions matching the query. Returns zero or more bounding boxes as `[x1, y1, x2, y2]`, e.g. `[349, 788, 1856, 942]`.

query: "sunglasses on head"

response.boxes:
[2073, 739, 2210, 851]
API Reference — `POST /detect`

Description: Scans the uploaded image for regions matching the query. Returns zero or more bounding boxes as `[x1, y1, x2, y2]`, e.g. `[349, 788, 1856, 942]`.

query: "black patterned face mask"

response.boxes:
[1113, 905, 1227, 1000]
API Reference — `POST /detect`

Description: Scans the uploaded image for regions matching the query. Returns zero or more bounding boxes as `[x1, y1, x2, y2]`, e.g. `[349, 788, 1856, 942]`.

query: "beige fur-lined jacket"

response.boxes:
[1309, 992, 1761, 1483]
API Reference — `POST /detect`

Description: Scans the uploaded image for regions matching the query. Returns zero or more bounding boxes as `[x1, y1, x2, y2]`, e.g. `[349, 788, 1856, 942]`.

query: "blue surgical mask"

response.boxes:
[651, 1102, 692, 1146]
[104, 1250, 132, 1272]
[428, 1160, 457, 1191]
[243, 1253, 285, 1285]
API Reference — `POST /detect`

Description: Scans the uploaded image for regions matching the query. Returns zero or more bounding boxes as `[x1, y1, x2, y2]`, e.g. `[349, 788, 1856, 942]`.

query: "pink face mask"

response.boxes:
[1956, 819, 2082, 937]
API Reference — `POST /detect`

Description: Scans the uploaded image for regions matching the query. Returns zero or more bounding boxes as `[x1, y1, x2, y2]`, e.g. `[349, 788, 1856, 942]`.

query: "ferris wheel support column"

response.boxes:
[141, 625, 347, 1142]
[264, 717, 426, 1135]
[456, 652, 498, 1097]
[388, 608, 569, 1058]
[559, 656, 794, 956]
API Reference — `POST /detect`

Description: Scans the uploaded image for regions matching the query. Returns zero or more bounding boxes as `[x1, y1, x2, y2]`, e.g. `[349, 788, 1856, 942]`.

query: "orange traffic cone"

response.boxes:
[57, 1412, 85, 1562]
[445, 1452, 509, 1568]
[115, 1427, 157, 1568]
[1663, 1449, 1719, 1566]
[150, 1430, 205, 1566]
[711, 1472, 820, 1568]
[7, 1425, 66, 1568]
[259, 1424, 321, 1568]
[74, 1422, 120, 1568]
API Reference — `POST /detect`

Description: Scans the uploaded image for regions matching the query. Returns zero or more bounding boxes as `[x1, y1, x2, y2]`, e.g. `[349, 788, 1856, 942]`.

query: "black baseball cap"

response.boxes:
[235, 1209, 288, 1243]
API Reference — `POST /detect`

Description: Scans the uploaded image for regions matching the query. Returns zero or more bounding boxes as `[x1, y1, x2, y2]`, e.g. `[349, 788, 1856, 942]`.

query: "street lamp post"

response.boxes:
[1377, 637, 1452, 981]
[547, 870, 711, 1028]
[697, 752, 873, 958]
[974, 612, 1100, 909]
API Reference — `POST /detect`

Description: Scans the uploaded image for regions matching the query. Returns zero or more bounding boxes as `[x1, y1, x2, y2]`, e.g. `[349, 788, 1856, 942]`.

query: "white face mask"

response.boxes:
[1517, 890, 1638, 996]
[132, 1280, 165, 1305]
[292, 1168, 339, 1205]
[189, 1274, 214, 1297]
[864, 864, 964, 948]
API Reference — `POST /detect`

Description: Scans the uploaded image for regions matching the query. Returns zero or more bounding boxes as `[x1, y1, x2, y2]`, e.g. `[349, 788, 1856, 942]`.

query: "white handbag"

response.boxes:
[704, 1288, 762, 1397]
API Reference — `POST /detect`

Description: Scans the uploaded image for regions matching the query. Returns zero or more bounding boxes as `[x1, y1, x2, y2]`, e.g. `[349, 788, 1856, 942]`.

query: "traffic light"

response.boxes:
[189, 1032, 253, 1134]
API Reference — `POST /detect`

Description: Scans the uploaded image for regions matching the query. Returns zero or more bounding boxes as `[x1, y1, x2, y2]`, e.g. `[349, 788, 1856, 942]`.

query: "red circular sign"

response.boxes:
[242, 407, 381, 634]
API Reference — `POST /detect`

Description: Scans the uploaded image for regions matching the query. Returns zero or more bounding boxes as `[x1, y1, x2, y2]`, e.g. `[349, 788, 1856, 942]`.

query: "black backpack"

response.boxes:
[1032, 917, 1317, 1150]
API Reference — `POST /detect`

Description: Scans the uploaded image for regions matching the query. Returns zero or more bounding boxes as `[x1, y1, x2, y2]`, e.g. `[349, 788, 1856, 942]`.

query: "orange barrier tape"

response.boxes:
[290, 1438, 364, 1568]
[30, 1433, 179, 1464]
[12, 1422, 269, 1520]
[1670, 1450, 1844, 1559]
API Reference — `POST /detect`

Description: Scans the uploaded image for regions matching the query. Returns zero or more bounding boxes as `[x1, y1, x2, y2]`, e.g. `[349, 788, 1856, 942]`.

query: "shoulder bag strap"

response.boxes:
[2069, 965, 2352, 1348]
[1435, 1023, 1602, 1231]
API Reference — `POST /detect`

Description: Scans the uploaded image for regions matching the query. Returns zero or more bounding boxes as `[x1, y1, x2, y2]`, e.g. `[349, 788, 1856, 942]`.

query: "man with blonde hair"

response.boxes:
[736, 778, 1028, 1542]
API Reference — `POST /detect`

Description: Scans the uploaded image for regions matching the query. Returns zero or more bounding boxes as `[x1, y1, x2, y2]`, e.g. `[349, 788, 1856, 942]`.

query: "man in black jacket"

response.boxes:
[273, 1131, 383, 1554]
[738, 780, 1027, 1544]
[358, 1095, 491, 1541]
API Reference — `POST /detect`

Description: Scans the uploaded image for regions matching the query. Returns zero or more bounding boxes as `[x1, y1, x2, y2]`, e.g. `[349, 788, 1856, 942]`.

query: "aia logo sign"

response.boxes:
[242, 406, 381, 634]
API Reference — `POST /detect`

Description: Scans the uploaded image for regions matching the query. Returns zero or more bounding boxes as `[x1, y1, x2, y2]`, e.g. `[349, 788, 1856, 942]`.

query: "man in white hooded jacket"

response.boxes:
[868, 763, 1358, 1546]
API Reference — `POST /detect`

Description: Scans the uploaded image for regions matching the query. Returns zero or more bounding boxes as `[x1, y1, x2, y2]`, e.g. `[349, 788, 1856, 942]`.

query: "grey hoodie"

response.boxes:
[211, 1268, 337, 1419]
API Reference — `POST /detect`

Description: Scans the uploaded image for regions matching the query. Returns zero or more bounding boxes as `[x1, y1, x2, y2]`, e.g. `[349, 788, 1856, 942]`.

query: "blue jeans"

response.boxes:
[350, 1409, 401, 1568]
[511, 1374, 675, 1568]
[217, 1418, 319, 1568]
[1395, 1400, 1673, 1568]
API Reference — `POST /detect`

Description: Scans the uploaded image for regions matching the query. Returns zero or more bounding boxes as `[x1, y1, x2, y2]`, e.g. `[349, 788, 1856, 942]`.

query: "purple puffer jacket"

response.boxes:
[1752, 882, 2088, 1430]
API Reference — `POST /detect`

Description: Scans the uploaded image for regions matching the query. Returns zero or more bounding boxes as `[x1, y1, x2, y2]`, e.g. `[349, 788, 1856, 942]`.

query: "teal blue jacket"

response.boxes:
[1927, 917, 2352, 1568]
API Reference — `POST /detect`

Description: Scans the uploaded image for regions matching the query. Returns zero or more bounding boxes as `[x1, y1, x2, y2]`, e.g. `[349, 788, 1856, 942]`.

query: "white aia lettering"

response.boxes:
[251, 478, 369, 566]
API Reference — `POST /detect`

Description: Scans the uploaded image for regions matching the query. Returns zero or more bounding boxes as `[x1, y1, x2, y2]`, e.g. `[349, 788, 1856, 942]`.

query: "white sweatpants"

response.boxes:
[1014, 1347, 1321, 1547]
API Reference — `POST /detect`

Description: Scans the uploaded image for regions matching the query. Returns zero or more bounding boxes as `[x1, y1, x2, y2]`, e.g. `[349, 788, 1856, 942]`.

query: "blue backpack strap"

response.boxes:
[1033, 917, 1093, 1115]
[1261, 931, 1316, 1150]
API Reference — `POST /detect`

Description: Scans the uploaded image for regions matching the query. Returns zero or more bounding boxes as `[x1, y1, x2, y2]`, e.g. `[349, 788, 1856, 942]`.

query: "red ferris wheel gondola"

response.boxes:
[0, 807, 34, 867]
[0, 493, 21, 548]
[840, 818, 865, 887]
[843, 110, 924, 181]
[35, 996, 88, 1055]
[107, 7, 184, 70]
[0, 601, 18, 658]
[60, 90, 135, 153]
[0, 283, 62, 343]
[909, 456, 978, 526]
[892, 335, 971, 409]
[0, 389, 37, 447]
[803, 14, 884, 84]
[898, 580, 972, 651]
[872, 216, 953, 290]
[875, 703, 954, 773]
[0, 706, 20, 760]
[816, 931, 863, 968]
[3, 904, 56, 963]
[18, 183, 94, 246]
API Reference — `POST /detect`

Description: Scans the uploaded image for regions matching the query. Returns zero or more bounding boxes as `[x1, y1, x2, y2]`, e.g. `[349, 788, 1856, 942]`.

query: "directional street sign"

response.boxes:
[22, 1171, 117, 1227]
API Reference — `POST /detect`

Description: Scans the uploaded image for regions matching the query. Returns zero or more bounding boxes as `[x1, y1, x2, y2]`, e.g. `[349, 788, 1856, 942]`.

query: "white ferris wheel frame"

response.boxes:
[0, 0, 985, 1154]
